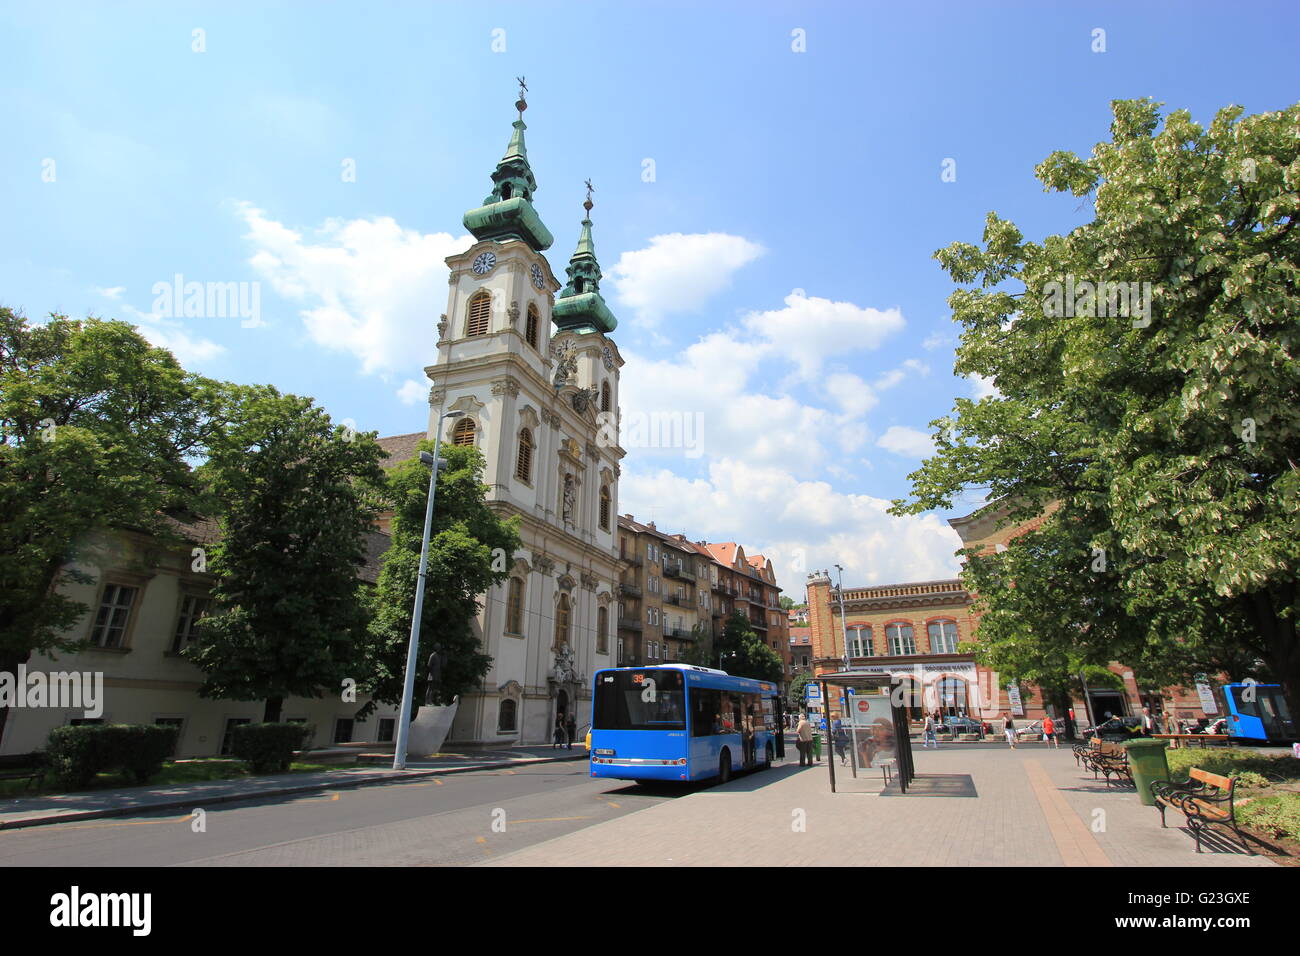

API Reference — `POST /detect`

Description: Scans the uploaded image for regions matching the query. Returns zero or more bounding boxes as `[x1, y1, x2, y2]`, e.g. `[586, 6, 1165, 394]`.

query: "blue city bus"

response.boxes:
[1219, 683, 1296, 742]
[590, 664, 780, 784]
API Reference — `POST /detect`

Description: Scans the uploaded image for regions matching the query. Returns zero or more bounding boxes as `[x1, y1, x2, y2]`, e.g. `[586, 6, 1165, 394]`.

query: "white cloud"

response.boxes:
[968, 373, 999, 400]
[606, 233, 764, 323]
[620, 459, 962, 591]
[922, 332, 951, 351]
[104, 298, 225, 367]
[237, 202, 469, 375]
[396, 379, 427, 405]
[742, 291, 905, 380]
[824, 372, 878, 418]
[94, 286, 125, 300]
[876, 425, 935, 458]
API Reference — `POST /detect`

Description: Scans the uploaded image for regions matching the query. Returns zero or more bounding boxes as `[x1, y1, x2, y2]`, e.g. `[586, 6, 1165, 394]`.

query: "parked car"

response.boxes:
[1083, 716, 1144, 741]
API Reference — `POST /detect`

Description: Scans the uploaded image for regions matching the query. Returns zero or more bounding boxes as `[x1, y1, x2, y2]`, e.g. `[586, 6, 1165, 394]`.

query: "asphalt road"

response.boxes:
[0, 762, 700, 867]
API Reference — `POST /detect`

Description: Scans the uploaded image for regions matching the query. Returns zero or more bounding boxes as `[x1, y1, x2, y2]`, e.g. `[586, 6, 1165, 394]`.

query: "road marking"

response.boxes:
[35, 814, 191, 832]
[1024, 760, 1113, 867]
[606, 802, 620, 809]
[507, 816, 592, 824]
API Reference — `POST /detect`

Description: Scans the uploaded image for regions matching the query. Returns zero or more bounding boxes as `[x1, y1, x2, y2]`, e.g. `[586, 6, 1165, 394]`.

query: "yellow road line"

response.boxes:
[1024, 760, 1113, 867]
[507, 816, 591, 824]
[34, 814, 192, 832]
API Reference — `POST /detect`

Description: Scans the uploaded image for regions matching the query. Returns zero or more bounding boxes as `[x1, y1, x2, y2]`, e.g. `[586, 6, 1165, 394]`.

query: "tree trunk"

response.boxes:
[263, 696, 284, 724]
[0, 649, 32, 751]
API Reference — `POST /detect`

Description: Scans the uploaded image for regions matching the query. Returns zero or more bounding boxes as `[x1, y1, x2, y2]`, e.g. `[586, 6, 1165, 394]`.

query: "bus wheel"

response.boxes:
[763, 743, 773, 769]
[718, 749, 732, 784]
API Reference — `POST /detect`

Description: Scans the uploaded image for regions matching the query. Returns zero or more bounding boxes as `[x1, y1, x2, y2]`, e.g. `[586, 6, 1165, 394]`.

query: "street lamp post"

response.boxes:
[834, 565, 850, 673]
[392, 410, 465, 771]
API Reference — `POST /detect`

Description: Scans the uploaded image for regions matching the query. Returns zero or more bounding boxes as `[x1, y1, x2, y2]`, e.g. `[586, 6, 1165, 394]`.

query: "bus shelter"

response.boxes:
[819, 671, 916, 794]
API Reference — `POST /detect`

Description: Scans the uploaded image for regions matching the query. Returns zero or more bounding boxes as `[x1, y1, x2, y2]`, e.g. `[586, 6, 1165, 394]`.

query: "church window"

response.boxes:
[600, 381, 610, 413]
[555, 594, 571, 648]
[515, 429, 533, 482]
[466, 290, 492, 337]
[599, 485, 611, 531]
[506, 578, 524, 634]
[501, 183, 513, 200]
[497, 698, 517, 732]
[597, 606, 608, 654]
[452, 417, 477, 447]
[526, 303, 539, 349]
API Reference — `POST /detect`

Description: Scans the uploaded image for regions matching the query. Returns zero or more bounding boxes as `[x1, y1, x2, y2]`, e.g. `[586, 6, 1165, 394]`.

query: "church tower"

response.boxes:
[425, 84, 625, 746]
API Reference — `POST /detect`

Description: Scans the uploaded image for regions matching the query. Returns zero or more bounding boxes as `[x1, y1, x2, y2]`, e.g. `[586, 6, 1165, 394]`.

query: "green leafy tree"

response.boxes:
[712, 611, 784, 684]
[357, 441, 520, 718]
[893, 99, 1300, 719]
[186, 386, 385, 723]
[0, 310, 215, 747]
[788, 670, 815, 711]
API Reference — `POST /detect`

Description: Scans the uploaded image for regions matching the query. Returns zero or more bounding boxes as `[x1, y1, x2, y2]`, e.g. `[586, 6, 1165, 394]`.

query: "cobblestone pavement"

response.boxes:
[481, 745, 1277, 867]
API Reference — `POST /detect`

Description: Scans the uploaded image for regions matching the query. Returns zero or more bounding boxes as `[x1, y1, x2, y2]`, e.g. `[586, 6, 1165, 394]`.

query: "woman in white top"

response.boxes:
[1003, 714, 1017, 749]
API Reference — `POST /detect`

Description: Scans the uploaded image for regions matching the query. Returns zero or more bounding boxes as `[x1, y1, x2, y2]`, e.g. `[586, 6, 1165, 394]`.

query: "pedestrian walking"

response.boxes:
[923, 713, 938, 749]
[796, 713, 813, 766]
[1140, 707, 1156, 737]
[565, 712, 577, 751]
[553, 712, 567, 749]
[833, 719, 849, 765]
[1042, 714, 1059, 749]
[1003, 713, 1017, 749]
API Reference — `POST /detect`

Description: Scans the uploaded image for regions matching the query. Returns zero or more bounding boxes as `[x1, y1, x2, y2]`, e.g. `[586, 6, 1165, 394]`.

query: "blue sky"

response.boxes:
[4, 1, 1298, 592]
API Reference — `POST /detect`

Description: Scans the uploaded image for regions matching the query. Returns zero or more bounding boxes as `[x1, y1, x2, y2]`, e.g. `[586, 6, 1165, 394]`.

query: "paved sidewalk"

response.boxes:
[482, 745, 1277, 867]
[0, 747, 586, 831]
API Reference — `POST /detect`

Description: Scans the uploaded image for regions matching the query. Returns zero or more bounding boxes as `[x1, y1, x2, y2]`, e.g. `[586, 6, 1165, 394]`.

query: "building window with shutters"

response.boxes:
[599, 485, 611, 531]
[452, 417, 476, 447]
[600, 381, 610, 412]
[465, 290, 492, 336]
[526, 303, 539, 349]
[515, 428, 533, 483]
[597, 606, 608, 654]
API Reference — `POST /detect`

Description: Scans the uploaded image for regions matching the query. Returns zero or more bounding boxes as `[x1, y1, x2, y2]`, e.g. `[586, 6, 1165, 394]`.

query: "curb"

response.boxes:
[0, 752, 588, 832]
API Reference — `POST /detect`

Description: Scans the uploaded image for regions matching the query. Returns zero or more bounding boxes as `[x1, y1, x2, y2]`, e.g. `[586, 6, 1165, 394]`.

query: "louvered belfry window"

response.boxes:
[466, 290, 492, 336]
[515, 429, 533, 482]
[452, 417, 476, 447]
[526, 303, 539, 349]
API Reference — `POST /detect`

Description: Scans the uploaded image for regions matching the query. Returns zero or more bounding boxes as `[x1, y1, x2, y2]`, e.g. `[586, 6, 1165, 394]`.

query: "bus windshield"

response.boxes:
[594, 669, 686, 731]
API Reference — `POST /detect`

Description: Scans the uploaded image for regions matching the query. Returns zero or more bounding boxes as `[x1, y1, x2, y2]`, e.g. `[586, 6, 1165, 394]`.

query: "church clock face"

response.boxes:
[471, 251, 497, 275]
[601, 346, 614, 370]
[530, 263, 545, 289]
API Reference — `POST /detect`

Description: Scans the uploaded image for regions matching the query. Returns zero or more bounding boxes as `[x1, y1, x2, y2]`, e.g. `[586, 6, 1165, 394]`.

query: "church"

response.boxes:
[384, 83, 625, 748]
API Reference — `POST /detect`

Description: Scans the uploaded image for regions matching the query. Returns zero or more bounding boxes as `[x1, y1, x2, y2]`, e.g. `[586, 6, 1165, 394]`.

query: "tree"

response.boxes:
[779, 596, 796, 611]
[357, 441, 520, 719]
[893, 99, 1300, 719]
[788, 670, 815, 711]
[712, 611, 784, 684]
[186, 386, 385, 723]
[0, 310, 215, 747]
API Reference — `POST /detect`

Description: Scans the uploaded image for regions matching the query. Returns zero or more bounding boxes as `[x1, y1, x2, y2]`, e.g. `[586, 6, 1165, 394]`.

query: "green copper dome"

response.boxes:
[463, 93, 553, 251]
[553, 203, 617, 334]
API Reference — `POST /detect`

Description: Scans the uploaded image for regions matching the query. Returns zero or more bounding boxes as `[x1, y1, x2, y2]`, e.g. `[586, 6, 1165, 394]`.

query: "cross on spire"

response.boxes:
[514, 76, 528, 115]
[583, 178, 595, 213]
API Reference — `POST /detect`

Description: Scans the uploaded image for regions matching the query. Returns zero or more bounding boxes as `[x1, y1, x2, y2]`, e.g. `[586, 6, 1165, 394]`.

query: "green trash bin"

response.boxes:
[813, 733, 822, 761]
[1125, 738, 1170, 806]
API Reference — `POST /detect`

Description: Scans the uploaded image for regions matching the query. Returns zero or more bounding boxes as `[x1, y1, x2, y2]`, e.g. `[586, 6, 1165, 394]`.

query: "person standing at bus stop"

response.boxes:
[796, 713, 813, 766]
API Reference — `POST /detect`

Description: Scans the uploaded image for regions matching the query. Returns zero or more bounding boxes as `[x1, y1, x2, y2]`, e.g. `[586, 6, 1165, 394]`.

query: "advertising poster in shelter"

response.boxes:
[847, 693, 896, 770]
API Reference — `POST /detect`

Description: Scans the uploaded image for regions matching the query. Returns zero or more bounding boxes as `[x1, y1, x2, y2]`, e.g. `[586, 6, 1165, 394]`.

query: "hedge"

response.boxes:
[46, 724, 179, 787]
[229, 723, 314, 773]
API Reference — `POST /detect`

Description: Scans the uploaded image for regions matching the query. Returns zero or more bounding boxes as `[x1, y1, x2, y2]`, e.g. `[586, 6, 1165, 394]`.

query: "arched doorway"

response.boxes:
[937, 676, 970, 717]
[556, 689, 570, 744]
[895, 677, 923, 721]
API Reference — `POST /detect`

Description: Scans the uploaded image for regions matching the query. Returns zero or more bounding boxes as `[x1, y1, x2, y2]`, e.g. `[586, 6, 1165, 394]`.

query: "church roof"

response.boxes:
[375, 431, 425, 470]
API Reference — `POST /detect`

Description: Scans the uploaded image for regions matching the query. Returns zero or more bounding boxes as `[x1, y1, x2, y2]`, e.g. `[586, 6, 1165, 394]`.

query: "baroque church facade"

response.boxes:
[421, 87, 624, 747]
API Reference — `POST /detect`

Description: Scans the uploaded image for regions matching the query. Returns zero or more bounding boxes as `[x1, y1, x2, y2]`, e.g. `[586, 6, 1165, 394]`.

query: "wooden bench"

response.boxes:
[0, 766, 47, 791]
[1151, 768, 1251, 854]
[1076, 739, 1131, 787]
